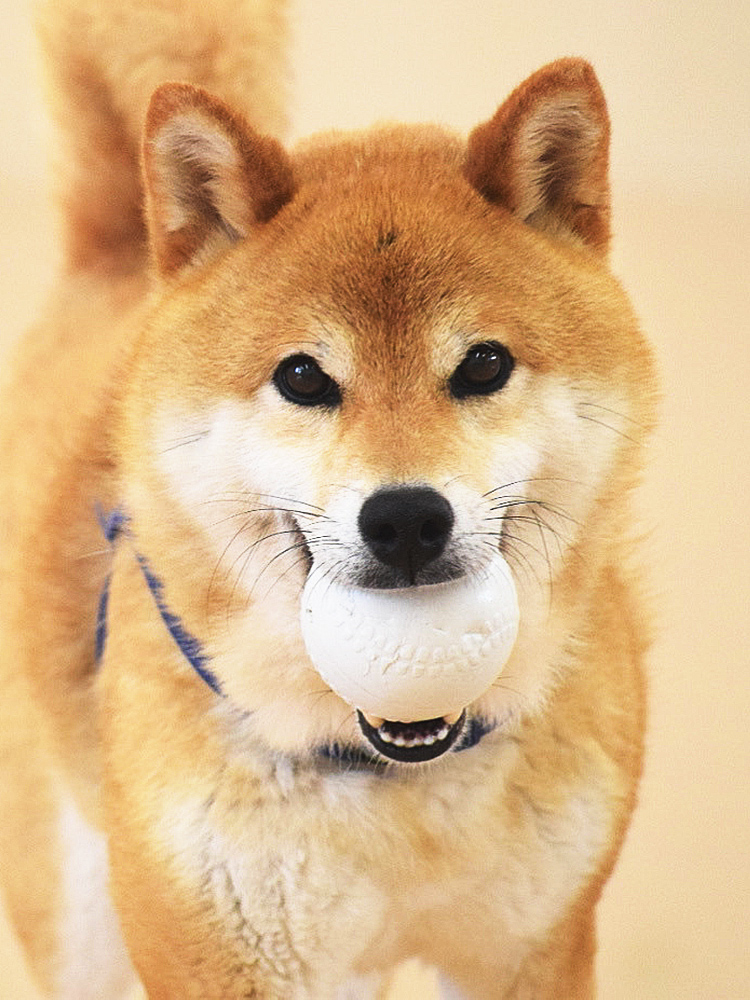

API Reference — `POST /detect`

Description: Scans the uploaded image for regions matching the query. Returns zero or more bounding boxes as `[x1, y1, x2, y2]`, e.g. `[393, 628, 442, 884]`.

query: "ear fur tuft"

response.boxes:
[143, 83, 295, 276]
[465, 59, 611, 252]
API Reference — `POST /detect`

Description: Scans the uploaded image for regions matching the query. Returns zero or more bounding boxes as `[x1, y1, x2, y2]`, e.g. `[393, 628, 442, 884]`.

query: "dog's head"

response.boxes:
[118, 60, 656, 763]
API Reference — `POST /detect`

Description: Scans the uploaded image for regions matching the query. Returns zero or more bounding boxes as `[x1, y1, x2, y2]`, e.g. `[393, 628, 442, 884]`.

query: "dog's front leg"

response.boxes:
[103, 763, 377, 1000]
[504, 930, 596, 1000]
[99, 598, 385, 998]
[437, 913, 596, 1000]
[105, 799, 390, 1000]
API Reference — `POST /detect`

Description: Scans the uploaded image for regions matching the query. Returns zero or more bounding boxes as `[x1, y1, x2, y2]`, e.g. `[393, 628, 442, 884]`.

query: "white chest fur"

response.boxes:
[156, 737, 615, 993]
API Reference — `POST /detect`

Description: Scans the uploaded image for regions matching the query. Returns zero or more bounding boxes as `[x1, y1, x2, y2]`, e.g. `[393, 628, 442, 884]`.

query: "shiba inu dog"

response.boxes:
[0, 0, 657, 996]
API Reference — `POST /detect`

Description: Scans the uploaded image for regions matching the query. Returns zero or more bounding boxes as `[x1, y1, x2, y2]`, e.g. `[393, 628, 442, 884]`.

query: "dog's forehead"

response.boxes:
[290, 126, 491, 280]
[226, 126, 639, 388]
[282, 134, 507, 370]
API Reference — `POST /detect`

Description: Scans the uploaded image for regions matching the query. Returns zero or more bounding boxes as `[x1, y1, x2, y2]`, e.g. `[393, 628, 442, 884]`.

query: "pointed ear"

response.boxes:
[464, 59, 611, 252]
[143, 83, 295, 276]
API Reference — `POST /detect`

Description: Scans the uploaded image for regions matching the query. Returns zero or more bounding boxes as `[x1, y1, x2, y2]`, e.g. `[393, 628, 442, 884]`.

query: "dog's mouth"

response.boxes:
[292, 524, 466, 764]
[356, 709, 466, 763]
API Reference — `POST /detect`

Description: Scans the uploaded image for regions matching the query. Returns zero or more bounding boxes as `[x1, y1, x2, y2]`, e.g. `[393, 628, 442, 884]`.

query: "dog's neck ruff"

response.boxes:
[96, 508, 496, 765]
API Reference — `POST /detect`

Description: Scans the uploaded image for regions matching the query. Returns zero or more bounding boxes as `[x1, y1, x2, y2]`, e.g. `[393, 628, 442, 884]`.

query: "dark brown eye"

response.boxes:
[449, 341, 515, 399]
[273, 354, 341, 407]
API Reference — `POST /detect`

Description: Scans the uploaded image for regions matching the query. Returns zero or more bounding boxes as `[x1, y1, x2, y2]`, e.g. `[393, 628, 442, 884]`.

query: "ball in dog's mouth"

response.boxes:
[300, 555, 519, 762]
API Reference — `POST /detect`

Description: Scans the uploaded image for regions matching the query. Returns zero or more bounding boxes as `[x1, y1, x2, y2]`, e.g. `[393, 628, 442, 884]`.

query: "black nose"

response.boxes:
[358, 486, 454, 584]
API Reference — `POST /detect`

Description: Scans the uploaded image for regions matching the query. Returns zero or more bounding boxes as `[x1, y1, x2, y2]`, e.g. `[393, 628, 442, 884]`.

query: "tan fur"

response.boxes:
[0, 1, 656, 997]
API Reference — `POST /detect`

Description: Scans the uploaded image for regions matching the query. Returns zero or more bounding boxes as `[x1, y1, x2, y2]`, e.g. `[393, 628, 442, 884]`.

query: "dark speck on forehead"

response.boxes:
[375, 228, 398, 253]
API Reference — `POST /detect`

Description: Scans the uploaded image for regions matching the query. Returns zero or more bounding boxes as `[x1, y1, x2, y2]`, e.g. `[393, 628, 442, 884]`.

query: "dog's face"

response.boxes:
[118, 66, 655, 762]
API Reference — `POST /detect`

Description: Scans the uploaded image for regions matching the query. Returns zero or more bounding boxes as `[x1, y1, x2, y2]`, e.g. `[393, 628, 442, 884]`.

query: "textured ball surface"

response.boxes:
[300, 555, 519, 722]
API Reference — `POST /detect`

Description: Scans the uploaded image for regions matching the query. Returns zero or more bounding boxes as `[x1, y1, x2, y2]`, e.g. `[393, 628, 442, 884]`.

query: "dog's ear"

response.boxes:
[143, 83, 295, 276]
[464, 59, 610, 252]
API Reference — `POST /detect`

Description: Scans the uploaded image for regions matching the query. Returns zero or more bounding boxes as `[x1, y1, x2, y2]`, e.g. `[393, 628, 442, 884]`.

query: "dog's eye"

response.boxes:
[449, 341, 515, 399]
[273, 354, 341, 407]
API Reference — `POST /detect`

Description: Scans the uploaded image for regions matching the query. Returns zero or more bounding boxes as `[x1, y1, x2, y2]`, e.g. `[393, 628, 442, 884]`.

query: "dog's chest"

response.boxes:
[157, 745, 614, 983]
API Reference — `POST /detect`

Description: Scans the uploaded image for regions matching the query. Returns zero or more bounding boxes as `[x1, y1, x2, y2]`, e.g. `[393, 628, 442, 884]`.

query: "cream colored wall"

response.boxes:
[1, 1, 749, 997]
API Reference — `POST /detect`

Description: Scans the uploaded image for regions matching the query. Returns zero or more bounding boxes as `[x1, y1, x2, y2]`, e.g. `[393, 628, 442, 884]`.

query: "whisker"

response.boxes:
[482, 477, 577, 499]
[202, 493, 327, 516]
[205, 505, 328, 532]
[498, 507, 570, 541]
[441, 473, 470, 490]
[250, 492, 327, 514]
[159, 431, 209, 453]
[577, 413, 640, 444]
[578, 401, 647, 429]
[250, 548, 317, 605]
[75, 547, 112, 561]
[241, 537, 314, 602]
[489, 675, 523, 698]
[487, 497, 579, 527]
[218, 526, 307, 618]
[498, 531, 546, 587]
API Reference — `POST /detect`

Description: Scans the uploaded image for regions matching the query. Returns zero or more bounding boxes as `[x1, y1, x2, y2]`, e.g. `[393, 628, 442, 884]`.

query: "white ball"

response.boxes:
[300, 555, 519, 723]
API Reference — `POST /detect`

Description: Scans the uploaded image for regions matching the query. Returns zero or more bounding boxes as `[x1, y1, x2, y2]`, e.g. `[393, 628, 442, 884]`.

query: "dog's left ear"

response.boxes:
[464, 59, 610, 252]
[143, 83, 295, 276]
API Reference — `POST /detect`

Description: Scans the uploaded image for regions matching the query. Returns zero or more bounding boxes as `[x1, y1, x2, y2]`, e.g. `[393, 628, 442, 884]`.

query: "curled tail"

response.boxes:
[37, 0, 289, 271]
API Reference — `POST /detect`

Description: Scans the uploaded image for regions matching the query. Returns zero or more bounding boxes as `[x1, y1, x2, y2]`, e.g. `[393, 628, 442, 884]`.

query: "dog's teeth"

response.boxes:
[368, 714, 462, 752]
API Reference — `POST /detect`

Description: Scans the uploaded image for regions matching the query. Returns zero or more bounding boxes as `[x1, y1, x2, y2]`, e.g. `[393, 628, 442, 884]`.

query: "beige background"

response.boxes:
[1, 0, 749, 997]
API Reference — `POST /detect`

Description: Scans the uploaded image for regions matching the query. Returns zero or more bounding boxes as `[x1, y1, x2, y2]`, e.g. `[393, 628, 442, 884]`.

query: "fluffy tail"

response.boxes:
[37, 0, 289, 270]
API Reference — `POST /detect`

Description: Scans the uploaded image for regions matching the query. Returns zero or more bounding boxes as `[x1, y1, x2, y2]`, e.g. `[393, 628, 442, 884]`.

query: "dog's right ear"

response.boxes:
[143, 83, 295, 277]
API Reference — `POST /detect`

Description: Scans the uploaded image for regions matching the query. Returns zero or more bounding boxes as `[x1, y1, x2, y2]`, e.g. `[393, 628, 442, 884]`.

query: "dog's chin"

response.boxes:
[356, 710, 467, 763]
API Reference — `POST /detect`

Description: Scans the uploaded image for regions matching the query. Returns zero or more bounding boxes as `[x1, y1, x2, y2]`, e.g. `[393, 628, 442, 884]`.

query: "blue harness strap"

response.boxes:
[94, 507, 128, 663]
[95, 508, 223, 696]
[133, 551, 222, 695]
